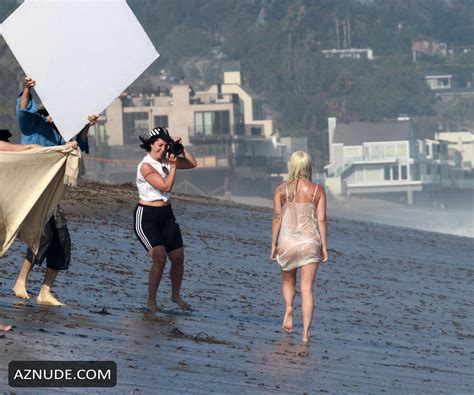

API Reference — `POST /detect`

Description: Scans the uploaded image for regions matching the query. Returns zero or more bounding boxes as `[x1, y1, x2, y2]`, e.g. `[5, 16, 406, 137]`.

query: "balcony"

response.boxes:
[188, 124, 267, 144]
[121, 94, 171, 108]
[189, 126, 232, 144]
[189, 93, 233, 105]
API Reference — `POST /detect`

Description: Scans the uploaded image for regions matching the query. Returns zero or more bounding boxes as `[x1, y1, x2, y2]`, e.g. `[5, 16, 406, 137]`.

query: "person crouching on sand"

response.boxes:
[271, 151, 328, 345]
[134, 127, 197, 312]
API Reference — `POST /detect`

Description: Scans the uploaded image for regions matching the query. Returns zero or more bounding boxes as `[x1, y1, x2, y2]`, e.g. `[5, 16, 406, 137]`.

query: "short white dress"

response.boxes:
[277, 184, 321, 271]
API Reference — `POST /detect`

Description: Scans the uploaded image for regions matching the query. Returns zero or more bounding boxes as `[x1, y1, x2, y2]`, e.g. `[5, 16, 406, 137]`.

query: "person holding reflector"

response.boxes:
[0, 130, 41, 331]
[12, 76, 98, 306]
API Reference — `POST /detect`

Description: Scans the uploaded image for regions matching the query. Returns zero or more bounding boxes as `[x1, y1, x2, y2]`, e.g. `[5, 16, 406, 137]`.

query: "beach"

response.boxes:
[0, 181, 473, 393]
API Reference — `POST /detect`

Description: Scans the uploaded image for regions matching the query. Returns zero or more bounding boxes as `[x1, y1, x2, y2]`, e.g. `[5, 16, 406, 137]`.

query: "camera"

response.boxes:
[166, 140, 184, 156]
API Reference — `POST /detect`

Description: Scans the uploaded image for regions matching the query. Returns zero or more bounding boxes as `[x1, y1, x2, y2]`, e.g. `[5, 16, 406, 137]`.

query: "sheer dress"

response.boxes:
[277, 183, 321, 271]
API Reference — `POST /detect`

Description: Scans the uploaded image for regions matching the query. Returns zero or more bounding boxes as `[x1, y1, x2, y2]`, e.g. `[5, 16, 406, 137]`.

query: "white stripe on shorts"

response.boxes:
[135, 206, 152, 251]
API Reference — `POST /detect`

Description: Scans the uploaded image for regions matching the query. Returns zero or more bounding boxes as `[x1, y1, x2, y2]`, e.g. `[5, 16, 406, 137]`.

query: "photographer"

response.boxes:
[134, 127, 197, 312]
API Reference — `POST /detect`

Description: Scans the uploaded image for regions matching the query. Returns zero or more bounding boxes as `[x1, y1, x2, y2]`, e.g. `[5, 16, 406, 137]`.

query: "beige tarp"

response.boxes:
[0, 146, 80, 257]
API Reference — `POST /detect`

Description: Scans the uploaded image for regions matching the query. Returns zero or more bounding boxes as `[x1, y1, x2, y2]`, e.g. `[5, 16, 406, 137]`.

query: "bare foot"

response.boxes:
[0, 325, 12, 332]
[12, 282, 30, 300]
[37, 286, 65, 306]
[282, 306, 293, 333]
[146, 303, 161, 313]
[301, 330, 310, 345]
[171, 296, 191, 311]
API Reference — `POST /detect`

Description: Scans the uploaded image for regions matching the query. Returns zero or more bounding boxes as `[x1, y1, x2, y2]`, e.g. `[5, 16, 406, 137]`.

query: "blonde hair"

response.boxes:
[282, 151, 312, 202]
[288, 151, 312, 181]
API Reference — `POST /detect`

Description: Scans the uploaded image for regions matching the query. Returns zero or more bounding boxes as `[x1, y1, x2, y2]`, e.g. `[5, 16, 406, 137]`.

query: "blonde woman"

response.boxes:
[271, 151, 328, 345]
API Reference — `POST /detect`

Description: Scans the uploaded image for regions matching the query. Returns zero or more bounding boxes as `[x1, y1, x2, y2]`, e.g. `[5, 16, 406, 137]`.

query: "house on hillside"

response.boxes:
[425, 72, 461, 91]
[412, 39, 448, 62]
[88, 62, 292, 196]
[324, 117, 450, 204]
[321, 48, 374, 60]
[424, 72, 474, 102]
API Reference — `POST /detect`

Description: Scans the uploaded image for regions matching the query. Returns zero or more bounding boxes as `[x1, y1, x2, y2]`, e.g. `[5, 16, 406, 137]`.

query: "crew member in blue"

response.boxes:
[12, 76, 98, 306]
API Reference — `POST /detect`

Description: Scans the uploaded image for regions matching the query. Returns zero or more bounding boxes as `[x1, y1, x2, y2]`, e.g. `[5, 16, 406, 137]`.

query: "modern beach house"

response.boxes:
[325, 117, 450, 204]
[87, 63, 292, 196]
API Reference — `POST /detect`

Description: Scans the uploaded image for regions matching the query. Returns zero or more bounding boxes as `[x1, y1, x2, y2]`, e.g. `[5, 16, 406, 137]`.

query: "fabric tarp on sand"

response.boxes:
[0, 146, 80, 256]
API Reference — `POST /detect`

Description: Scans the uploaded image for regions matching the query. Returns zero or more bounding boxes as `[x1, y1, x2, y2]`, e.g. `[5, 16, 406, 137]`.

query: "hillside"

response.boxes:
[1, 1, 473, 159]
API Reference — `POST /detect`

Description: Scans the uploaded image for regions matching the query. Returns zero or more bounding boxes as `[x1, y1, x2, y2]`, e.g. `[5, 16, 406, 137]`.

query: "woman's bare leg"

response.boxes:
[12, 259, 33, 299]
[300, 263, 318, 343]
[281, 269, 296, 333]
[167, 247, 190, 310]
[148, 246, 167, 311]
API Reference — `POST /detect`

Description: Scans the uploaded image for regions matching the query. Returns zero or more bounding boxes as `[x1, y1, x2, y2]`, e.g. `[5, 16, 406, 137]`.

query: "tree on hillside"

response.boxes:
[347, 62, 435, 120]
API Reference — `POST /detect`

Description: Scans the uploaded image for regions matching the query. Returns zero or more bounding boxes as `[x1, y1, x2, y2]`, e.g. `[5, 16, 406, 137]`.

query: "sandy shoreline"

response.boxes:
[1, 181, 473, 393]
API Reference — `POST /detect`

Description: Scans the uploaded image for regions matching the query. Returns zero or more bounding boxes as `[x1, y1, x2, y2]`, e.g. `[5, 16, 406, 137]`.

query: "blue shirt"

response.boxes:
[16, 94, 89, 153]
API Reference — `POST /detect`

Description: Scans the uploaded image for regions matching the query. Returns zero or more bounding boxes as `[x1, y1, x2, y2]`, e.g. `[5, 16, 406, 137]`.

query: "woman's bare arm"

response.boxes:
[176, 147, 197, 169]
[140, 162, 177, 192]
[316, 185, 328, 262]
[271, 187, 282, 260]
[0, 141, 40, 152]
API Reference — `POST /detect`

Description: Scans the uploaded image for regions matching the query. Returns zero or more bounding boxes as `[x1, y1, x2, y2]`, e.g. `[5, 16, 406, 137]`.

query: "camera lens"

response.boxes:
[167, 141, 184, 156]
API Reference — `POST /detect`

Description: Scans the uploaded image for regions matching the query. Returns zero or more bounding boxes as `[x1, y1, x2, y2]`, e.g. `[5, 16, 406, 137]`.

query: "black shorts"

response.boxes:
[133, 203, 183, 253]
[25, 208, 71, 271]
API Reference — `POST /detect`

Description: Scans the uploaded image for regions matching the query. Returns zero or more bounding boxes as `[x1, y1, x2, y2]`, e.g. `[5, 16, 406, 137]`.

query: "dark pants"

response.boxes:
[25, 207, 71, 271]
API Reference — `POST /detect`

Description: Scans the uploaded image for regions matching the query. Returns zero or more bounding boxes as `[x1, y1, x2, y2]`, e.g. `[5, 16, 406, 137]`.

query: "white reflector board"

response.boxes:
[2, 0, 159, 142]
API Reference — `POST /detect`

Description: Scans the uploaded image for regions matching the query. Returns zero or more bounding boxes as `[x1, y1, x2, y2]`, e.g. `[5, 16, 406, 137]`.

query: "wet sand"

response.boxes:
[1, 181, 473, 393]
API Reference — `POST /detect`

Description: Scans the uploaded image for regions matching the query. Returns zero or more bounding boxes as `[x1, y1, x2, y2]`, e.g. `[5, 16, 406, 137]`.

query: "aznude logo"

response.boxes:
[9, 361, 116, 387]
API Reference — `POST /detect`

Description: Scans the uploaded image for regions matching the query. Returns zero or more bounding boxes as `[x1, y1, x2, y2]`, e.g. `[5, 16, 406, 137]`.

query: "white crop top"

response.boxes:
[136, 154, 172, 202]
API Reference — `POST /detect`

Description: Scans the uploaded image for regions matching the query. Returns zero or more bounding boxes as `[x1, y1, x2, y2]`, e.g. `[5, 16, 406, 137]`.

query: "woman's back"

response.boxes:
[277, 179, 321, 270]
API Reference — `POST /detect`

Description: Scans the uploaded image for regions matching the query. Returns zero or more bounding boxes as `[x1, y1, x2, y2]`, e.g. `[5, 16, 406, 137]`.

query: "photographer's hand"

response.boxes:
[167, 153, 178, 167]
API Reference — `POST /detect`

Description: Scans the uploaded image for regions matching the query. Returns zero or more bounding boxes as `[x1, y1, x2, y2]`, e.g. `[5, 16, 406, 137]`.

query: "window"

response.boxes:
[252, 100, 263, 120]
[153, 115, 168, 128]
[123, 112, 148, 145]
[355, 169, 364, 182]
[397, 144, 408, 157]
[366, 168, 382, 182]
[250, 126, 262, 136]
[392, 165, 399, 180]
[439, 78, 450, 88]
[384, 166, 391, 180]
[194, 111, 230, 135]
[426, 164, 431, 175]
[345, 147, 362, 158]
[385, 145, 396, 158]
[425, 145, 430, 157]
[401, 165, 408, 180]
